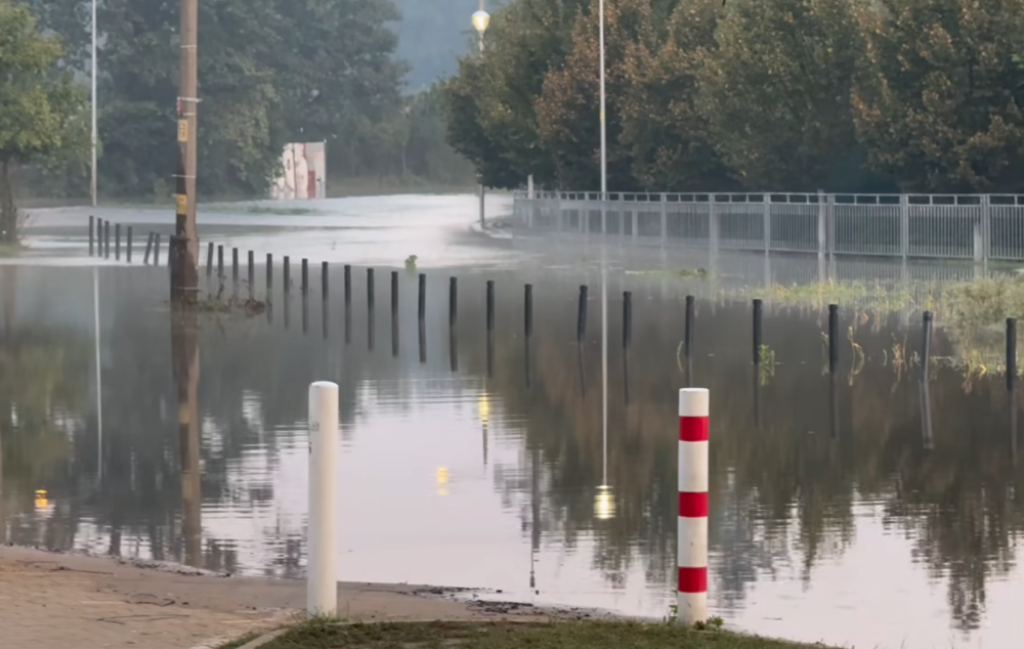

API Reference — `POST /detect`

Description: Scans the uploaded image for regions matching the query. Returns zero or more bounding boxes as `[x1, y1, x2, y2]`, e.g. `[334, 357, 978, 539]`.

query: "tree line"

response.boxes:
[0, 0, 474, 230]
[444, 0, 1024, 195]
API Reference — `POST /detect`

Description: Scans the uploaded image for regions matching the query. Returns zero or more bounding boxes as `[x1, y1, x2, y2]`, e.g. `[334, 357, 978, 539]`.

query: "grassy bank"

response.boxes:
[243, 620, 844, 649]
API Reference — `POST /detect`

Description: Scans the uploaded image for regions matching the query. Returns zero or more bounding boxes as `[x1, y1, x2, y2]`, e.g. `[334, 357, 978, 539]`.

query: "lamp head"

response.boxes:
[472, 10, 491, 34]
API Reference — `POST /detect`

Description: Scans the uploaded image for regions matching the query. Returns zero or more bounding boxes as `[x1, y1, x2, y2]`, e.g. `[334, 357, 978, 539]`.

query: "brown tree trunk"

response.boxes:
[0, 159, 17, 244]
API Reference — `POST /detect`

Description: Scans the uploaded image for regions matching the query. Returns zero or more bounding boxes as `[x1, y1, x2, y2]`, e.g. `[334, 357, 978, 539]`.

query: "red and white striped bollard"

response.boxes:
[677, 387, 708, 624]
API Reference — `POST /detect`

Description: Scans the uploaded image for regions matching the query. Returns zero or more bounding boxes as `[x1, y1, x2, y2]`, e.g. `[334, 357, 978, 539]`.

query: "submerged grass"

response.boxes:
[257, 619, 845, 649]
[0, 242, 25, 258]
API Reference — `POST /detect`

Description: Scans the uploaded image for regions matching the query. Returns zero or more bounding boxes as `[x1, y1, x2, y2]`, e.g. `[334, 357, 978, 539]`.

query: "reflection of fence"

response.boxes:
[512, 191, 1024, 262]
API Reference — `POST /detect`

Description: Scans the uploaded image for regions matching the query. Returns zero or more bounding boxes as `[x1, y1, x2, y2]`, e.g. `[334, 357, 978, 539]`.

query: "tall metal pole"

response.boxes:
[598, 0, 609, 489]
[478, 0, 486, 227]
[598, 0, 607, 198]
[172, 0, 200, 303]
[90, 0, 97, 207]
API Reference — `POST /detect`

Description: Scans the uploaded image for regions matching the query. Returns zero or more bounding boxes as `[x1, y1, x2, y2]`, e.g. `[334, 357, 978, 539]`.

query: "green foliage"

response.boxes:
[536, 0, 658, 191]
[697, 0, 867, 190]
[620, 0, 735, 191]
[0, 0, 87, 241]
[13, 0, 469, 202]
[445, 0, 1024, 194]
[852, 0, 1024, 192]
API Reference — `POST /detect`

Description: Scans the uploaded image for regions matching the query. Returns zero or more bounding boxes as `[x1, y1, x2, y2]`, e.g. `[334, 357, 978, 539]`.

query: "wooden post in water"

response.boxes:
[322, 262, 329, 302]
[418, 273, 426, 322]
[301, 258, 309, 296]
[89, 216, 95, 256]
[283, 256, 291, 295]
[753, 299, 763, 365]
[266, 254, 274, 294]
[126, 227, 133, 263]
[1008, 318, 1017, 392]
[486, 280, 495, 333]
[828, 304, 839, 374]
[232, 248, 239, 298]
[114, 224, 121, 261]
[104, 220, 110, 258]
[206, 242, 214, 278]
[248, 251, 255, 299]
[217, 245, 224, 282]
[153, 233, 161, 266]
[143, 232, 153, 265]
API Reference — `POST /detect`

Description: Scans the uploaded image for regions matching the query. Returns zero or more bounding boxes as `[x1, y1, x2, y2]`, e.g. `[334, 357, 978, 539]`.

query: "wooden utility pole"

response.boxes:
[171, 0, 199, 303]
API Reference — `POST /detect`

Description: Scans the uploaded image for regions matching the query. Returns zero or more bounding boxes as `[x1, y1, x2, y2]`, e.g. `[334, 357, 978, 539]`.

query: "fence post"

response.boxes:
[89, 216, 95, 256]
[677, 387, 709, 626]
[817, 189, 827, 257]
[900, 194, 910, 262]
[709, 195, 720, 257]
[307, 381, 339, 617]
[976, 195, 989, 271]
[126, 226, 133, 263]
[763, 195, 771, 253]
[660, 194, 668, 244]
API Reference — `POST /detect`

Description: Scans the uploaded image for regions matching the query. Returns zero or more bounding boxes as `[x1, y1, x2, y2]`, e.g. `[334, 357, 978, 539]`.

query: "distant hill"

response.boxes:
[392, 0, 505, 91]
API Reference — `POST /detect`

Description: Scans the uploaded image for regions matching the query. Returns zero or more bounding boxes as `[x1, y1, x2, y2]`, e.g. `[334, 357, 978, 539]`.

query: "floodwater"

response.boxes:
[2, 195, 1023, 649]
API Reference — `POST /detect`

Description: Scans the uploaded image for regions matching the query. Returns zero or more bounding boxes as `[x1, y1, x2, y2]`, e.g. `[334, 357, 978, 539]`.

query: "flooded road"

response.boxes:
[18, 193, 516, 268]
[1, 208, 1023, 649]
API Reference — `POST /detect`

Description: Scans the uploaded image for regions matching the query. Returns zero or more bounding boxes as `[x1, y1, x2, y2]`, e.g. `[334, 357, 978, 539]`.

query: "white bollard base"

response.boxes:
[676, 591, 707, 626]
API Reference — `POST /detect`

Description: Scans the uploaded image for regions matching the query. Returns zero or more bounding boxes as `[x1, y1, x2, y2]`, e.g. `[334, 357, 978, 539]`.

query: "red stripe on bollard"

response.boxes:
[679, 416, 709, 442]
[678, 492, 709, 518]
[678, 567, 708, 594]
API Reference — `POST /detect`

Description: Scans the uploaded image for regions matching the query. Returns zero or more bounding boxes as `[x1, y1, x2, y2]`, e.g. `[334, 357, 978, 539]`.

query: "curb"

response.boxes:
[237, 628, 288, 649]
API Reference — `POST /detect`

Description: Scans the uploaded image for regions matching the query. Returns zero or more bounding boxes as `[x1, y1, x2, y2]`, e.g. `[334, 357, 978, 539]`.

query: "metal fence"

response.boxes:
[511, 191, 1024, 262]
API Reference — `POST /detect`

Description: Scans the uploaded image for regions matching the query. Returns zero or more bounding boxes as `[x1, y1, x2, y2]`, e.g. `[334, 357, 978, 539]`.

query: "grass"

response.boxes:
[0, 242, 25, 258]
[252, 619, 845, 649]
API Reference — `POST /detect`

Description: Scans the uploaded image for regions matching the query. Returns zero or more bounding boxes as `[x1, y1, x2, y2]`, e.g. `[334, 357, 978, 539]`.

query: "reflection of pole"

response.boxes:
[530, 442, 539, 590]
[172, 304, 201, 567]
[94, 267, 103, 481]
[601, 262, 608, 485]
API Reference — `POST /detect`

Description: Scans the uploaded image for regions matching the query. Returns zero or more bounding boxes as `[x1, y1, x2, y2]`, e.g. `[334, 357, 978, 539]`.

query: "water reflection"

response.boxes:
[1, 264, 1024, 649]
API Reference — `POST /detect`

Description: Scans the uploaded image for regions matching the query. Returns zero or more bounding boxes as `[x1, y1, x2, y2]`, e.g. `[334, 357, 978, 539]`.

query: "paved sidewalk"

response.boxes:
[0, 546, 519, 649]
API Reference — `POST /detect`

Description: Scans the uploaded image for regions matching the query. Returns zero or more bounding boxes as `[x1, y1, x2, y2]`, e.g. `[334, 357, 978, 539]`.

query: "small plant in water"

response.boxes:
[758, 344, 776, 385]
[405, 254, 418, 272]
[693, 616, 724, 631]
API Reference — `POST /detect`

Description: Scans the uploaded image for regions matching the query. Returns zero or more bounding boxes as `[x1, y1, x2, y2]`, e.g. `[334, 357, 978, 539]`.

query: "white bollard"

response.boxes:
[677, 388, 709, 625]
[307, 381, 339, 617]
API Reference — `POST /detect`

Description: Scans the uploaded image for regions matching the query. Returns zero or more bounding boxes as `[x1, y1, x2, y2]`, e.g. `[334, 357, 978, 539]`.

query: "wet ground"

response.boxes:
[2, 195, 1023, 649]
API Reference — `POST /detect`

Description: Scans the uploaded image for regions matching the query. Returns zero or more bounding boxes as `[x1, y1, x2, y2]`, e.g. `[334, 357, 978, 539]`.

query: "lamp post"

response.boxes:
[90, 0, 97, 207]
[472, 4, 490, 227]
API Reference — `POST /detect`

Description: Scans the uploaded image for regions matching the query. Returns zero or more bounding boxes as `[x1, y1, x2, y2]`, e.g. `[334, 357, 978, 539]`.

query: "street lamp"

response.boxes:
[473, 3, 490, 226]
[472, 8, 490, 53]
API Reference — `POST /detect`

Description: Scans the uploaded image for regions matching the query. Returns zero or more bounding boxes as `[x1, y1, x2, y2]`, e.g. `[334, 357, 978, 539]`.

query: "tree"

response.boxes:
[0, 1, 87, 242]
[445, 0, 590, 189]
[535, 0, 660, 191]
[619, 0, 736, 191]
[696, 0, 868, 190]
[852, 0, 1024, 192]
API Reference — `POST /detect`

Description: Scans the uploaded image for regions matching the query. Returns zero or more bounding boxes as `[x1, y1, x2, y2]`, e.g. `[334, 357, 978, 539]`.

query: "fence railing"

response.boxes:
[510, 191, 1024, 262]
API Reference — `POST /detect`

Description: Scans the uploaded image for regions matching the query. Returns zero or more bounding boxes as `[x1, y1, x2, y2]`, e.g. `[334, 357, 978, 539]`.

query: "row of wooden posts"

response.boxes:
[87, 216, 1020, 389]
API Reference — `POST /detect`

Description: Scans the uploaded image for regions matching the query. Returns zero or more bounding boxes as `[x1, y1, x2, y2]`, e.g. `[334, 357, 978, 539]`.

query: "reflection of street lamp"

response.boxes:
[478, 392, 490, 466]
[594, 485, 615, 520]
[473, 3, 490, 227]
